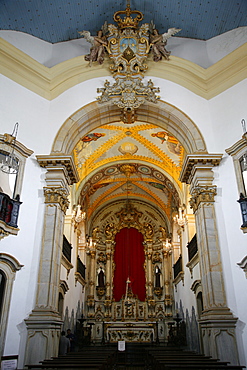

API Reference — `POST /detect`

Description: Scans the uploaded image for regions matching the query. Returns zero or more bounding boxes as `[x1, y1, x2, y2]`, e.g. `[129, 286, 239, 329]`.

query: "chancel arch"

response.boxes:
[51, 100, 207, 156]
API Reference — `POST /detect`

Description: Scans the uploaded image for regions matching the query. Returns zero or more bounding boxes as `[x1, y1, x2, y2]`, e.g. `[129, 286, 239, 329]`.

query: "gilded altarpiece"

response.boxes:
[85, 201, 173, 343]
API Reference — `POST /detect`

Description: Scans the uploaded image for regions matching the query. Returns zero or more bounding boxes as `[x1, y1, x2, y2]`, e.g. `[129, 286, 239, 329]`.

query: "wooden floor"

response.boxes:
[25, 344, 246, 370]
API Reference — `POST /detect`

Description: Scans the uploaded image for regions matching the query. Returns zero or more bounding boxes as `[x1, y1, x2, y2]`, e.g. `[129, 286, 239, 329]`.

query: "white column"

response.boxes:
[180, 155, 239, 365]
[25, 157, 78, 366]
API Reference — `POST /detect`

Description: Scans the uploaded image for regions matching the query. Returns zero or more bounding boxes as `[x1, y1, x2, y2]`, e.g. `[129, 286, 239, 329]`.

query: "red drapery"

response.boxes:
[113, 227, 146, 302]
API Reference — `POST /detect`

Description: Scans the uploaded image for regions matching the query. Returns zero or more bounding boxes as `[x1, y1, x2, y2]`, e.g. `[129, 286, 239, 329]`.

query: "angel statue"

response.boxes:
[149, 21, 181, 61]
[78, 25, 108, 66]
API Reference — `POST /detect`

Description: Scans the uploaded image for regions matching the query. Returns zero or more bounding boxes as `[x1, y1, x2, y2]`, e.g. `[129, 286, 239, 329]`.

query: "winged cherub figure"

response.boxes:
[78, 29, 107, 66]
[149, 21, 181, 61]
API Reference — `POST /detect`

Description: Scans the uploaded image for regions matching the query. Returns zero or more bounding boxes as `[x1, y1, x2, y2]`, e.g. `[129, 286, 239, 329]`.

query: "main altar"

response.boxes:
[82, 198, 175, 344]
[105, 321, 156, 343]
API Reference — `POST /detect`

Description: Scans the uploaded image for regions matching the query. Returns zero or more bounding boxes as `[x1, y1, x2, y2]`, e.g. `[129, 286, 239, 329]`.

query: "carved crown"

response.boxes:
[113, 3, 143, 29]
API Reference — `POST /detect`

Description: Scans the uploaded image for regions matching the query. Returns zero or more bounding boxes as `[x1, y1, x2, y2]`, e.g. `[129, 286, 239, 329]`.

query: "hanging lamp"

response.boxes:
[0, 122, 19, 174]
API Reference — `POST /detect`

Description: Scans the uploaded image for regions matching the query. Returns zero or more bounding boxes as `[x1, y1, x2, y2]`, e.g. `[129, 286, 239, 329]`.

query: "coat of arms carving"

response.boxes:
[79, 1, 180, 123]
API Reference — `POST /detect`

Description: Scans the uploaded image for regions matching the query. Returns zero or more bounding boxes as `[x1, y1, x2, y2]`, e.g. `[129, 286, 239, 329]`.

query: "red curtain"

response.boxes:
[113, 227, 146, 302]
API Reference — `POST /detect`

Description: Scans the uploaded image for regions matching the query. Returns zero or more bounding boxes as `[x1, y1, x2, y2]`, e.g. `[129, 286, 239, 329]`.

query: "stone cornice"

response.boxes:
[1, 38, 246, 101]
[36, 155, 79, 184]
[179, 154, 223, 184]
[0, 134, 34, 158]
[226, 133, 247, 157]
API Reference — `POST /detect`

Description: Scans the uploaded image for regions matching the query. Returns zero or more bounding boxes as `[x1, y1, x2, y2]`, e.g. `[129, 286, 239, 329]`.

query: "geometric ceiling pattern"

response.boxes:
[1, 0, 247, 43]
[73, 121, 184, 222]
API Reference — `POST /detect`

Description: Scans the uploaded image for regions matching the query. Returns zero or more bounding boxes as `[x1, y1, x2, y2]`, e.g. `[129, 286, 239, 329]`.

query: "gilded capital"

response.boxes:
[89, 250, 96, 259]
[43, 187, 69, 213]
[190, 185, 217, 212]
[106, 252, 112, 260]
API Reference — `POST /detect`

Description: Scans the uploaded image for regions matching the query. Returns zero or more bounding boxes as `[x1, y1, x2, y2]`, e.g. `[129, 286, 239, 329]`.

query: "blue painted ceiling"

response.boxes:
[0, 0, 246, 44]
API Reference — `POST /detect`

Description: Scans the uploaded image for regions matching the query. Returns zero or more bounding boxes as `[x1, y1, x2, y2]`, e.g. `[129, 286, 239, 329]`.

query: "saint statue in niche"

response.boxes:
[97, 266, 105, 287]
[155, 266, 161, 288]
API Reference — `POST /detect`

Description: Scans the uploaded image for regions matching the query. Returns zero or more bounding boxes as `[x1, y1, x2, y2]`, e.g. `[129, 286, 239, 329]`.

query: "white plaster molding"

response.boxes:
[61, 255, 73, 279]
[186, 252, 199, 279]
[1, 38, 247, 100]
[0, 254, 23, 357]
[75, 272, 86, 287]
[191, 279, 202, 295]
[237, 256, 247, 278]
[173, 271, 184, 291]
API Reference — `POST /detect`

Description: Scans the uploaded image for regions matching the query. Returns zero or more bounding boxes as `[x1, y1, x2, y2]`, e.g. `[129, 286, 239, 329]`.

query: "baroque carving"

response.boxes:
[119, 163, 136, 178]
[43, 187, 69, 214]
[152, 252, 162, 263]
[96, 286, 106, 298]
[143, 222, 154, 241]
[154, 287, 163, 299]
[189, 186, 217, 212]
[97, 78, 160, 113]
[97, 252, 106, 264]
[79, 3, 180, 123]
[115, 202, 143, 231]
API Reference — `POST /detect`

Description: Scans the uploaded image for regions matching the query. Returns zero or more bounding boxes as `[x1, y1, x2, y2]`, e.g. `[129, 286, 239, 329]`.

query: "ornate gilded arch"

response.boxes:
[51, 100, 207, 157]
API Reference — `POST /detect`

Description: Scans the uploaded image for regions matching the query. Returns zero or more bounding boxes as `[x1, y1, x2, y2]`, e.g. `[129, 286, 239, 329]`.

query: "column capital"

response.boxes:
[189, 185, 217, 212]
[44, 187, 69, 214]
[179, 154, 222, 184]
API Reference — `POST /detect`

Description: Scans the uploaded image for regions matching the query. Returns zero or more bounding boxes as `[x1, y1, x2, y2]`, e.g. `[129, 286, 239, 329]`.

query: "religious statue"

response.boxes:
[155, 266, 161, 288]
[149, 22, 181, 61]
[97, 266, 105, 287]
[78, 29, 108, 66]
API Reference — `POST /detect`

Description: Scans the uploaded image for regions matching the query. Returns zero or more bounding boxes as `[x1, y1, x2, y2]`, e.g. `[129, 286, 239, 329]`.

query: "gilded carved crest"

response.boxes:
[79, 1, 180, 123]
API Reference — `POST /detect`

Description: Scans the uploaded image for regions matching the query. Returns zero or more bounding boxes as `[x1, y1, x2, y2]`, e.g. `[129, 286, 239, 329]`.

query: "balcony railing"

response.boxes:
[0, 192, 21, 228]
[173, 255, 183, 279]
[77, 256, 86, 280]
[187, 234, 198, 261]
[62, 235, 72, 262]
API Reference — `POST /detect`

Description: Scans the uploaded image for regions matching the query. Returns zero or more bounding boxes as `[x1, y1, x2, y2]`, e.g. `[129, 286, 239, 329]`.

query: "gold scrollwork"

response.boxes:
[43, 187, 69, 214]
[110, 38, 117, 45]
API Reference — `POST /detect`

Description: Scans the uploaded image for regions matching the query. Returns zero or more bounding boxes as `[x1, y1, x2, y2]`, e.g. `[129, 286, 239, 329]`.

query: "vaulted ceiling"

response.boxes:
[74, 120, 184, 230]
[1, 0, 247, 43]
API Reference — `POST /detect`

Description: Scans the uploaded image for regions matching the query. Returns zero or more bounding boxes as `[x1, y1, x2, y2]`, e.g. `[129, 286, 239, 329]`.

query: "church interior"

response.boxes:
[0, 0, 247, 368]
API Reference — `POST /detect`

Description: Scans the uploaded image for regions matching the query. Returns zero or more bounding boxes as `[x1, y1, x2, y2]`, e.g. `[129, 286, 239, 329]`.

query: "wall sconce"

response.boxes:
[240, 152, 247, 193]
[173, 207, 187, 228]
[238, 193, 247, 229]
[74, 205, 86, 223]
[0, 123, 19, 174]
[241, 119, 246, 134]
